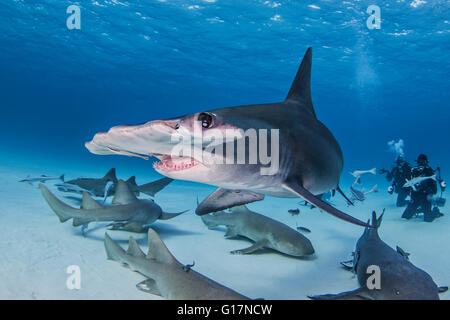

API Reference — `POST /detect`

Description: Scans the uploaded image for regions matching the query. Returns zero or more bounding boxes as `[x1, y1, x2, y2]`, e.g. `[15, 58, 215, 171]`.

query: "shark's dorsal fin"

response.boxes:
[112, 180, 137, 205]
[285, 47, 316, 118]
[126, 176, 137, 186]
[80, 192, 102, 209]
[146, 228, 175, 264]
[126, 236, 145, 257]
[103, 168, 117, 182]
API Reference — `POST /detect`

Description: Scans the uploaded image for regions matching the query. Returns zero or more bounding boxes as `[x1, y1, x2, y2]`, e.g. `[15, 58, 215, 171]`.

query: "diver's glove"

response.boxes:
[388, 185, 394, 194]
[379, 168, 388, 174]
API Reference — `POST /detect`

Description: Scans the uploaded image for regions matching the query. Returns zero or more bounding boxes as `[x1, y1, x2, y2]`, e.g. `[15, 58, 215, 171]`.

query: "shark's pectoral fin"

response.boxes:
[159, 209, 189, 220]
[136, 278, 162, 297]
[308, 287, 373, 300]
[340, 259, 354, 271]
[138, 177, 174, 197]
[224, 226, 239, 238]
[72, 218, 92, 227]
[282, 179, 372, 228]
[438, 286, 449, 294]
[230, 239, 268, 255]
[196, 188, 264, 216]
[337, 186, 354, 206]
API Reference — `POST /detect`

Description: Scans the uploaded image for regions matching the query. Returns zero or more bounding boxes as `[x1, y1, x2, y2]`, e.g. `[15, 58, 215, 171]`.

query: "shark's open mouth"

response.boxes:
[153, 155, 200, 172]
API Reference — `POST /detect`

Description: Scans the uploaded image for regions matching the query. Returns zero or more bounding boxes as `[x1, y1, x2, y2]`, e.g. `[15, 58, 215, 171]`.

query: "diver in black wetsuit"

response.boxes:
[401, 154, 444, 222]
[380, 156, 411, 207]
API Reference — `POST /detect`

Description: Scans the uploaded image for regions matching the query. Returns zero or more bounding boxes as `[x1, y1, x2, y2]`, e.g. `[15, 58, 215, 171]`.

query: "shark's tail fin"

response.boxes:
[146, 228, 176, 264]
[103, 168, 117, 182]
[138, 177, 173, 197]
[60, 174, 65, 182]
[369, 168, 377, 175]
[39, 184, 75, 223]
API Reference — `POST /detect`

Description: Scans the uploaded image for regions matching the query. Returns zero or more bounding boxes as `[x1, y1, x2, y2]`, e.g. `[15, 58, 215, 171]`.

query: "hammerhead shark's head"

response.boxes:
[310, 212, 444, 300]
[39, 180, 186, 233]
[105, 229, 249, 300]
[85, 48, 370, 228]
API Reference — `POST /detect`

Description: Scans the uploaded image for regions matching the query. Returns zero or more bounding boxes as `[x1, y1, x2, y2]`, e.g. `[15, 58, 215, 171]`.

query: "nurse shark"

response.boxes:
[85, 47, 370, 228]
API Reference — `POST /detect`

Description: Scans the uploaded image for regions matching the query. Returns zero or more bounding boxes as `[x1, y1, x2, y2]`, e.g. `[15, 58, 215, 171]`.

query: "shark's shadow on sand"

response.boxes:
[77, 221, 202, 243]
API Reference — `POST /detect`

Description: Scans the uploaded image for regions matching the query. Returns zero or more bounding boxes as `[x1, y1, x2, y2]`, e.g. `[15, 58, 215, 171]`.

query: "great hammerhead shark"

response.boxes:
[85, 47, 370, 228]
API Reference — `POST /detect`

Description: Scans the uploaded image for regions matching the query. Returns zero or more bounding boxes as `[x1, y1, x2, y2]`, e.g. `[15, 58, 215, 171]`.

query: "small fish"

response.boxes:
[349, 168, 376, 178]
[352, 176, 361, 186]
[403, 175, 436, 191]
[19, 174, 64, 184]
[296, 226, 311, 233]
[183, 261, 195, 272]
[288, 208, 300, 216]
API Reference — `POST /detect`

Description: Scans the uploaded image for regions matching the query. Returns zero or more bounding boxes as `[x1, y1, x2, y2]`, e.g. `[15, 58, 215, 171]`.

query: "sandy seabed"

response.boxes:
[0, 163, 448, 300]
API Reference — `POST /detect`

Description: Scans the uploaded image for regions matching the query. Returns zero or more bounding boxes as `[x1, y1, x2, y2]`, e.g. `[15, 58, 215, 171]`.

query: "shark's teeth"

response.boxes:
[153, 156, 199, 172]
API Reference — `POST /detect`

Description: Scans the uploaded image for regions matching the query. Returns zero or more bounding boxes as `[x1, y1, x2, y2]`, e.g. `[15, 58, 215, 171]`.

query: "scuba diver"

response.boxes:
[401, 154, 445, 222]
[380, 156, 411, 207]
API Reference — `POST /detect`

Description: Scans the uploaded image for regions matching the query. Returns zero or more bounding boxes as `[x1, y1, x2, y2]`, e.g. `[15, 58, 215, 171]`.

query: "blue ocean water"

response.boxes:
[1, 0, 449, 172]
[0, 0, 449, 300]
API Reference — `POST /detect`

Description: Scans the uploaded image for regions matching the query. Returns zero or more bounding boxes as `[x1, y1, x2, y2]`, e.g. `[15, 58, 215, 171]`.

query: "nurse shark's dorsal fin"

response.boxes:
[285, 47, 316, 119]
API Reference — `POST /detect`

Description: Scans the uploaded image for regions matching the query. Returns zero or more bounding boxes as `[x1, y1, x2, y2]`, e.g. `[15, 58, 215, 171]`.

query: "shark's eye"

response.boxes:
[198, 113, 214, 129]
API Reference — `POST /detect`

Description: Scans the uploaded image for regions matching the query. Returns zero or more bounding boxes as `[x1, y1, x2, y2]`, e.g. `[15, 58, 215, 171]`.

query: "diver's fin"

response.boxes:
[138, 177, 174, 197]
[60, 174, 65, 182]
[282, 178, 372, 228]
[103, 168, 117, 182]
[337, 186, 354, 206]
[112, 180, 138, 205]
[285, 47, 316, 118]
[136, 278, 162, 297]
[230, 239, 268, 255]
[146, 228, 176, 264]
[127, 236, 145, 257]
[308, 287, 373, 300]
[80, 192, 102, 209]
[195, 188, 264, 216]
[159, 209, 189, 220]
